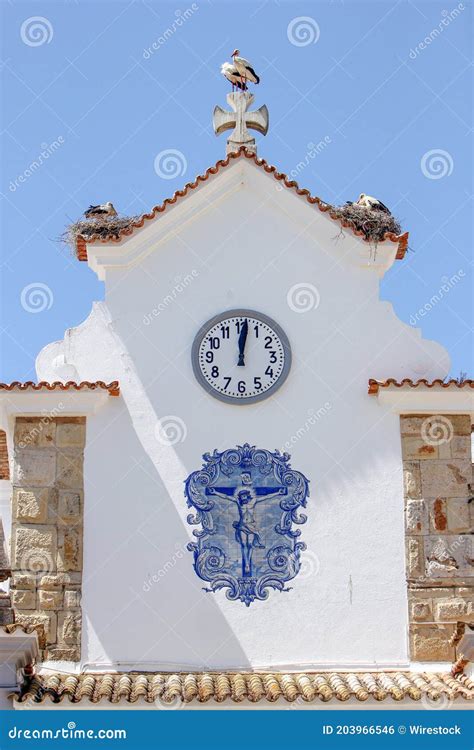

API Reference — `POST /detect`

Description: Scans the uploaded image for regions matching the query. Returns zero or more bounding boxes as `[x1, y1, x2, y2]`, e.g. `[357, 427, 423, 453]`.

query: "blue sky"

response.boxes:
[0, 0, 472, 382]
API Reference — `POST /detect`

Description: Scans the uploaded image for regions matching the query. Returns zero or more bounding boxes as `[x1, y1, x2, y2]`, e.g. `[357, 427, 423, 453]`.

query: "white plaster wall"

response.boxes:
[0, 480, 11, 596]
[37, 160, 450, 670]
[0, 481, 12, 551]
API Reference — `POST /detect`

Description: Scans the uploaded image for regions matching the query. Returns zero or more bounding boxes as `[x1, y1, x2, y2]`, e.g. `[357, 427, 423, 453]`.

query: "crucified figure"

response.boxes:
[208, 475, 286, 577]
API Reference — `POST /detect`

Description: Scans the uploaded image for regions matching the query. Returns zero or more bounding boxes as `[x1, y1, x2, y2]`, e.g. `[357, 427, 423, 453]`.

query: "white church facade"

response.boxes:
[0, 90, 473, 710]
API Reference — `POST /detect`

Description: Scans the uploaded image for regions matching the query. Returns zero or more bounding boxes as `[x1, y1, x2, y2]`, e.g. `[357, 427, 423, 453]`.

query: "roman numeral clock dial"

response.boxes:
[192, 309, 292, 404]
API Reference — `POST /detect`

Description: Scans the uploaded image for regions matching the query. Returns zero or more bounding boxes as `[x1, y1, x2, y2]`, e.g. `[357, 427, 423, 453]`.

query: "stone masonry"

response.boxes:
[0, 430, 9, 479]
[401, 414, 473, 661]
[10, 417, 85, 661]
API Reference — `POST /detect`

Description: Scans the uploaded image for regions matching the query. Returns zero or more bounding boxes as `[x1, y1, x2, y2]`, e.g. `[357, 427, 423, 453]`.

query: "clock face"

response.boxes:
[192, 309, 291, 404]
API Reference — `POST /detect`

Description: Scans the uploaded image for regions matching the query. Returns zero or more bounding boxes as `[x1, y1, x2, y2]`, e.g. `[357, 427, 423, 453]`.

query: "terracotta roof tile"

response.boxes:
[75, 149, 409, 261]
[0, 381, 120, 397]
[368, 378, 474, 395]
[13, 671, 474, 705]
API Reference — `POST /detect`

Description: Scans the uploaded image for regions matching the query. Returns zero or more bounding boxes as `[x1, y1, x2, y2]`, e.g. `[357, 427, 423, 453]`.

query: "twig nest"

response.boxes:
[330, 203, 402, 245]
[62, 216, 141, 249]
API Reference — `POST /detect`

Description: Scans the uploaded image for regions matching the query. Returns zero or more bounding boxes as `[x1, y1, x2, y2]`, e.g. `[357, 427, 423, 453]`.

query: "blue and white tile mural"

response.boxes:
[184, 444, 310, 606]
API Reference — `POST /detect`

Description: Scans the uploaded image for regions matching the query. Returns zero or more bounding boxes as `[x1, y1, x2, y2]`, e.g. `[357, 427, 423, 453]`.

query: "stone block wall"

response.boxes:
[0, 430, 9, 479]
[401, 414, 473, 661]
[10, 417, 85, 661]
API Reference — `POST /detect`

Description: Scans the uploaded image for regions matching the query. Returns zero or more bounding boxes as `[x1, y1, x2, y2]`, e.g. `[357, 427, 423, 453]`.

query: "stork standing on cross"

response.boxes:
[231, 50, 260, 90]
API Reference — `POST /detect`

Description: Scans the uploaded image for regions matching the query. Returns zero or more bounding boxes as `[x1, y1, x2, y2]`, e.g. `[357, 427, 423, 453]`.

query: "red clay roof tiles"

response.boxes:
[368, 378, 474, 395]
[13, 670, 474, 705]
[75, 148, 409, 261]
[0, 381, 120, 396]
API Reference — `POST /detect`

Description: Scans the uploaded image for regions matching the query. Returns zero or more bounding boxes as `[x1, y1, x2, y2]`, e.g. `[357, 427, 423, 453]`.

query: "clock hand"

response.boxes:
[237, 319, 248, 366]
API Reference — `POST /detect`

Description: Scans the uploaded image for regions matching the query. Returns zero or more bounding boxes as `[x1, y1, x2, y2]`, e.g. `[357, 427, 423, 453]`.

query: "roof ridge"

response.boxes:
[13, 669, 474, 704]
[0, 381, 120, 396]
[368, 378, 474, 394]
[75, 148, 408, 261]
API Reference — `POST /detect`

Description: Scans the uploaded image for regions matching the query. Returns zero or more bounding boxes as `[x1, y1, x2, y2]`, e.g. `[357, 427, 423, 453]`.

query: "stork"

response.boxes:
[231, 49, 260, 90]
[84, 202, 117, 219]
[355, 194, 390, 213]
[221, 62, 245, 92]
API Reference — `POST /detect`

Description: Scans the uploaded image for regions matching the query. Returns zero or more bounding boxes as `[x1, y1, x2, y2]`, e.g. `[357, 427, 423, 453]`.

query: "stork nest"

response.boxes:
[329, 203, 402, 246]
[62, 205, 403, 255]
[61, 216, 141, 250]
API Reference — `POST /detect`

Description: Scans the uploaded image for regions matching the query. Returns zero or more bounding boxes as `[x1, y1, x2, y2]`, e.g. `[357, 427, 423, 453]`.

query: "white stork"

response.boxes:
[84, 202, 117, 219]
[231, 49, 260, 89]
[220, 62, 245, 91]
[355, 193, 390, 213]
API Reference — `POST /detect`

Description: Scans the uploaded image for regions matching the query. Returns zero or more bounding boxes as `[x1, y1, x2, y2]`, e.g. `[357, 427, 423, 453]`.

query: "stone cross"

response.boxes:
[213, 91, 269, 155]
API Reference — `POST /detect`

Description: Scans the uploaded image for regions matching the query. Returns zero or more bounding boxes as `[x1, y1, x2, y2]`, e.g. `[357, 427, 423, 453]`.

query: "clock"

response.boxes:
[191, 309, 291, 404]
